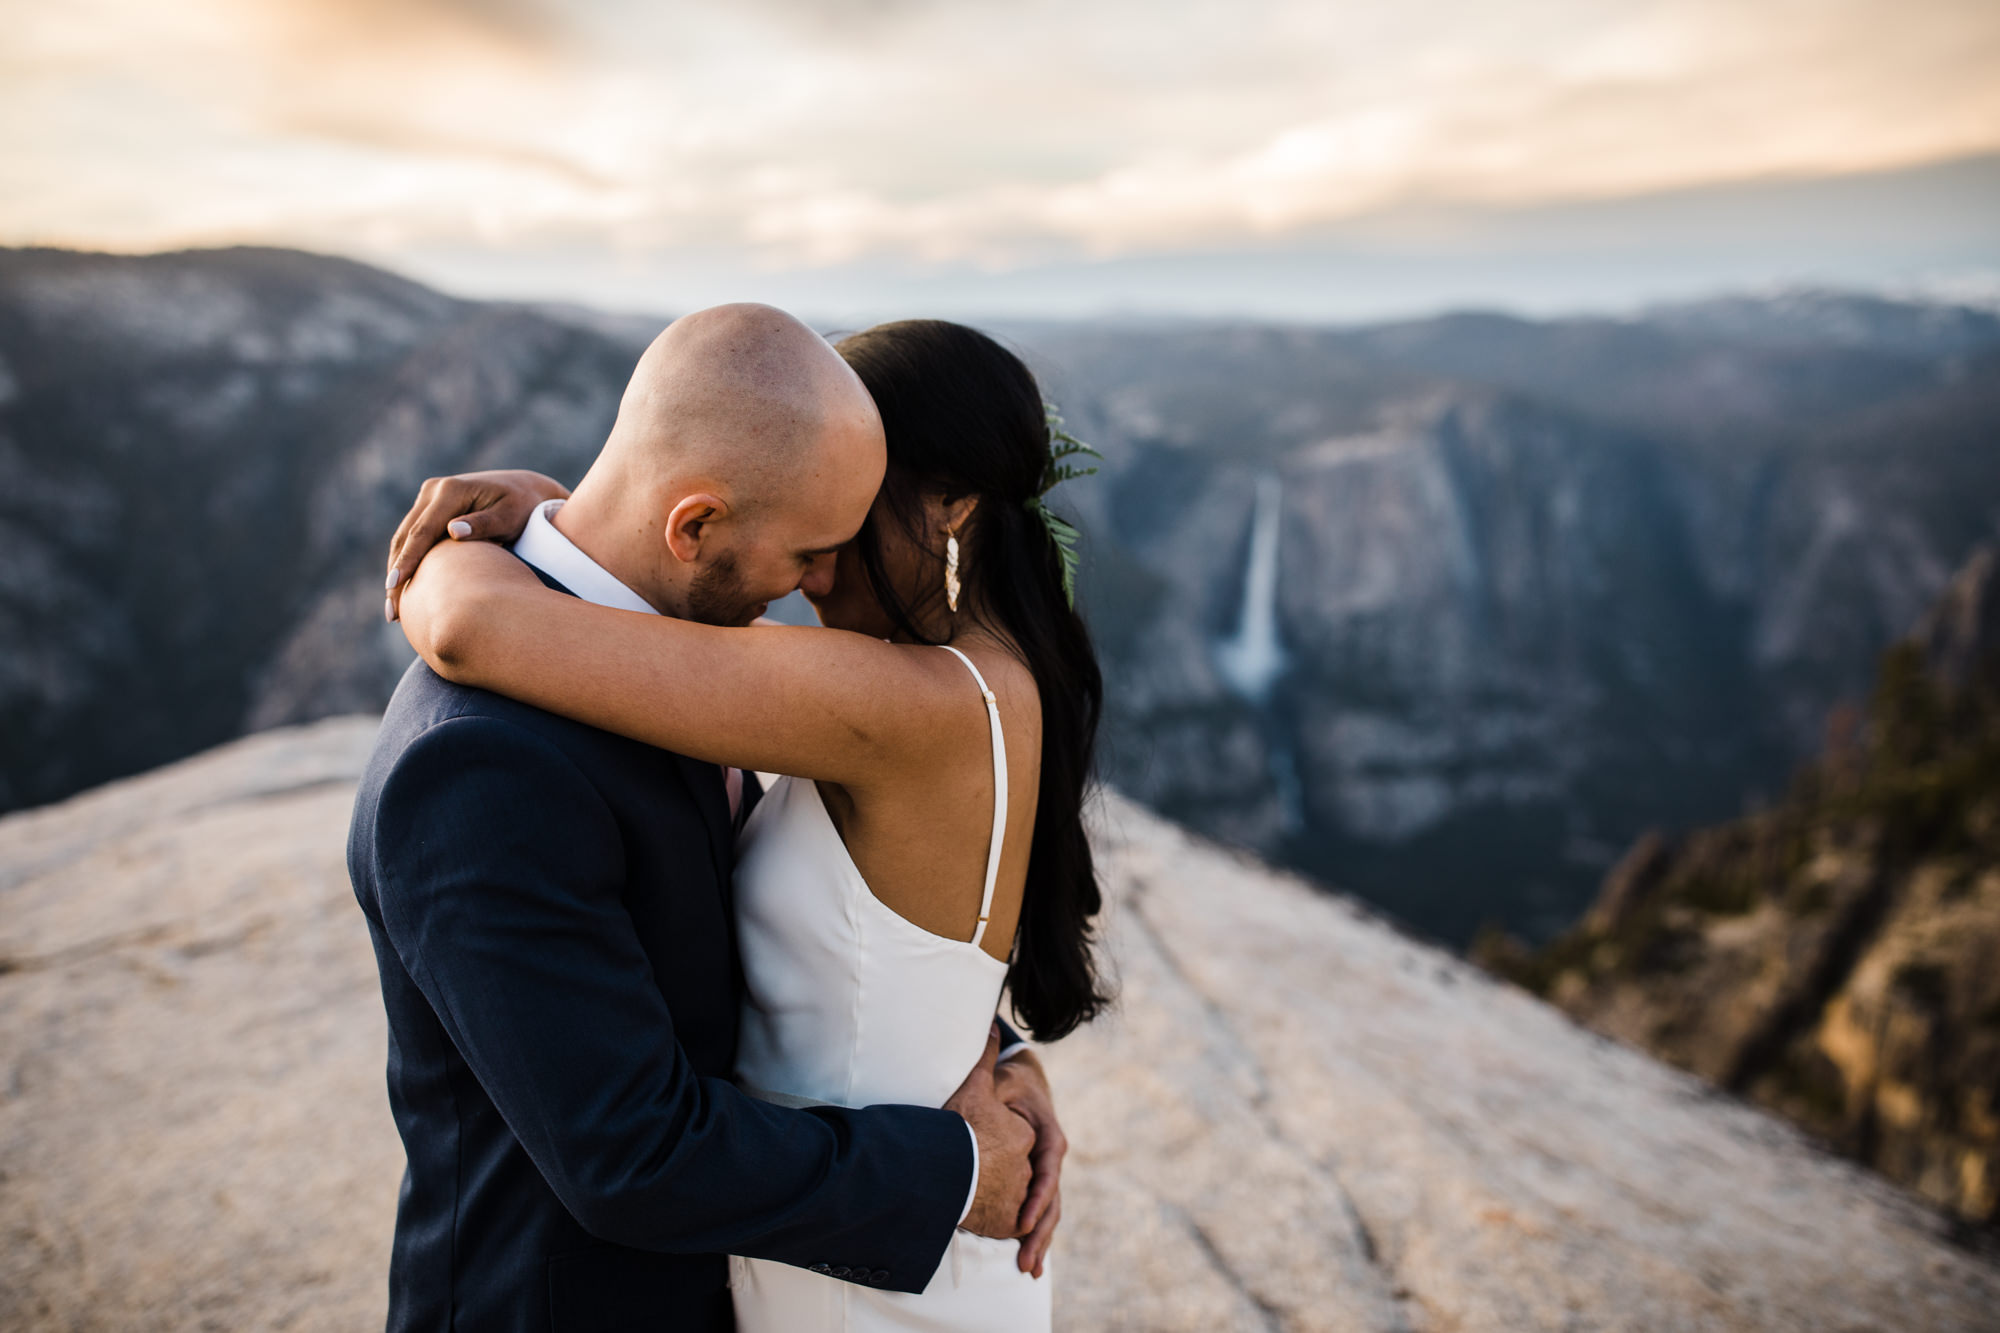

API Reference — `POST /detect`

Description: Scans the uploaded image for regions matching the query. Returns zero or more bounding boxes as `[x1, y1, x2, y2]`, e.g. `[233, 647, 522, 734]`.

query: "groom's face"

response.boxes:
[683, 549, 761, 627]
[681, 455, 879, 626]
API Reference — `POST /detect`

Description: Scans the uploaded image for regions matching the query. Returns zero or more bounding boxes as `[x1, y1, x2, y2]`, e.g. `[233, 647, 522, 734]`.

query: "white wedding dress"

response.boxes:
[727, 645, 1053, 1332]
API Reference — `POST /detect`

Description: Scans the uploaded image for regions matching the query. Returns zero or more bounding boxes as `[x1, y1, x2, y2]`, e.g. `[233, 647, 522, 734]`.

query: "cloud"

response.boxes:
[3, 0, 1996, 278]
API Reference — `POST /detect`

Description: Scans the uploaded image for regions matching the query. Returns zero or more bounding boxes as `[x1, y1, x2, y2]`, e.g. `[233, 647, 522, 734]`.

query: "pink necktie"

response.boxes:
[724, 766, 743, 821]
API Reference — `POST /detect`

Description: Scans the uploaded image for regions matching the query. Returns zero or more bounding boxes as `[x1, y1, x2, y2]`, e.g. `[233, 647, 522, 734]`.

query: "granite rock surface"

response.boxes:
[3, 717, 1996, 1330]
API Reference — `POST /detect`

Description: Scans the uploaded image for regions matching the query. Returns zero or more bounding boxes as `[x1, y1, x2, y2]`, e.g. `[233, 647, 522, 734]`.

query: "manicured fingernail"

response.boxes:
[385, 567, 401, 591]
[448, 520, 472, 539]
[384, 597, 396, 623]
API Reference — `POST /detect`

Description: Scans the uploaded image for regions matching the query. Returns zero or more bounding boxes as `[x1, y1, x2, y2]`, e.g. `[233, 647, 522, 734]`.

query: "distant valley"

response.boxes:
[3, 246, 1997, 946]
[1015, 297, 2000, 942]
[1480, 546, 2000, 1225]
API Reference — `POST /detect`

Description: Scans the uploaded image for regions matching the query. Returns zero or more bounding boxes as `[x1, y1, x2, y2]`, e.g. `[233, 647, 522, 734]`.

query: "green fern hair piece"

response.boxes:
[1025, 403, 1101, 608]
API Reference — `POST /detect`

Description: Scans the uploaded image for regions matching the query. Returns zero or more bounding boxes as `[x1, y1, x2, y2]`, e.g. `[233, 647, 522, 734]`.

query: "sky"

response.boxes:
[5, 0, 1999, 322]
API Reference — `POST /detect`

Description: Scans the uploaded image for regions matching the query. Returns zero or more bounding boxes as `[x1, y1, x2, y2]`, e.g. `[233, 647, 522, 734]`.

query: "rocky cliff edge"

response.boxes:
[2, 717, 1994, 1330]
[1478, 547, 2000, 1228]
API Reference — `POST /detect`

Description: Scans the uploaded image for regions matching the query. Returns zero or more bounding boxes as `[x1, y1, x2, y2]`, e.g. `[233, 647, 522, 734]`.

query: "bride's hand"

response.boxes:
[395, 537, 544, 679]
[386, 469, 569, 620]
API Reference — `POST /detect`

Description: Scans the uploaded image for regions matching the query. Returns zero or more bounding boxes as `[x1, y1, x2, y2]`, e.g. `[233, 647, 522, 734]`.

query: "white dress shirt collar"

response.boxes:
[511, 499, 659, 617]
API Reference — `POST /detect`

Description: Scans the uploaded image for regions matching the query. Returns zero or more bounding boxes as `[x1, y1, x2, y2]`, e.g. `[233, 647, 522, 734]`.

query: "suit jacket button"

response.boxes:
[808, 1263, 832, 1275]
[868, 1270, 890, 1287]
[829, 1265, 852, 1279]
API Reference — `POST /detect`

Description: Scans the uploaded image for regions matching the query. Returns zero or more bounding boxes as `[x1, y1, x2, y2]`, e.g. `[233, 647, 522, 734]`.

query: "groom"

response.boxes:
[350, 305, 1052, 1332]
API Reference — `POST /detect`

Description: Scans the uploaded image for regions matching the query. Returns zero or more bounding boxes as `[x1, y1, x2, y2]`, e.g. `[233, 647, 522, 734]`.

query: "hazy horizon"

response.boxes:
[372, 150, 2000, 326]
[7, 0, 1996, 326]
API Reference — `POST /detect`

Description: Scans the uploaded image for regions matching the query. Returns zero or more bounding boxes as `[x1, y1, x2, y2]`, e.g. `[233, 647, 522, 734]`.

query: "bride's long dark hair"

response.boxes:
[837, 320, 1110, 1041]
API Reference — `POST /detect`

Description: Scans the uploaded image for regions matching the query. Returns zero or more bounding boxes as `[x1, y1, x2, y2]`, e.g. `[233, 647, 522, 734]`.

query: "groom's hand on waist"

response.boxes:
[945, 1029, 1034, 1239]
[996, 1046, 1065, 1277]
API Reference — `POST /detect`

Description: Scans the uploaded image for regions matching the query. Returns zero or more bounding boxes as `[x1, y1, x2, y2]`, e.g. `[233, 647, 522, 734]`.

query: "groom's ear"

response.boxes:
[664, 492, 730, 564]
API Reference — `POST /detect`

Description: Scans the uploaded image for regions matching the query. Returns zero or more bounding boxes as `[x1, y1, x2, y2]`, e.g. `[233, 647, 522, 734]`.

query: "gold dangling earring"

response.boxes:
[944, 531, 961, 613]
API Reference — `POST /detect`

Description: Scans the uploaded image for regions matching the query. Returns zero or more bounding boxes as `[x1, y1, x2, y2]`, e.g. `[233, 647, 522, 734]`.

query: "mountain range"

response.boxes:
[1014, 295, 2000, 942]
[1479, 545, 2000, 1226]
[3, 245, 1996, 946]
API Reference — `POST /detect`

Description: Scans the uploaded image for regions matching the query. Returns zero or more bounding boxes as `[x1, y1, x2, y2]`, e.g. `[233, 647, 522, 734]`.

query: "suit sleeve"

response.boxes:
[368, 714, 971, 1293]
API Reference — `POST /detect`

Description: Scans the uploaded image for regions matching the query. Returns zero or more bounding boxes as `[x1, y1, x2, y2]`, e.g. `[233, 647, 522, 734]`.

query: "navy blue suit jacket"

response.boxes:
[348, 572, 973, 1332]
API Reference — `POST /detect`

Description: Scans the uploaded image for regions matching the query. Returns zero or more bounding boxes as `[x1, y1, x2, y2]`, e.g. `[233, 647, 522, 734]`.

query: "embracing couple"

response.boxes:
[347, 305, 1109, 1332]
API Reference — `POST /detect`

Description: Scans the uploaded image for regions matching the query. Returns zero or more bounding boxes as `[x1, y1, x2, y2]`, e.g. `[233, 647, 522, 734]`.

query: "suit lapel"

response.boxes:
[521, 551, 737, 907]
[678, 754, 735, 892]
[737, 770, 765, 832]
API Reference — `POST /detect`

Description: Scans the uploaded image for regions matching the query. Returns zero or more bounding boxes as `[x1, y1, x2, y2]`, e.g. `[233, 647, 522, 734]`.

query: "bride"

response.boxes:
[390, 318, 1109, 1331]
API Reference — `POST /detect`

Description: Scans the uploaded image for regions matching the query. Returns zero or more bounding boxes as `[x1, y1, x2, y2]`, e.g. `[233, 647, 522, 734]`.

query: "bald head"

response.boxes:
[554, 303, 888, 621]
[602, 302, 882, 515]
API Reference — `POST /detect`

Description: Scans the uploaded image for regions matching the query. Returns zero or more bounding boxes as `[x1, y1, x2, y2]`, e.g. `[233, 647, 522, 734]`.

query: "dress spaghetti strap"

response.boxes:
[938, 645, 1008, 950]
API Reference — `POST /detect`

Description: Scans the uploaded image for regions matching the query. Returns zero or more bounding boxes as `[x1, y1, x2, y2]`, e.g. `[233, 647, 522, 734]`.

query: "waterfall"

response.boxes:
[1214, 473, 1304, 832]
[1216, 473, 1287, 702]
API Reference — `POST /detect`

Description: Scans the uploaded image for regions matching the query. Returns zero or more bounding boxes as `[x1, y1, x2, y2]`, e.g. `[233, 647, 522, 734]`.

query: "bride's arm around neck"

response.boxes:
[397, 537, 995, 787]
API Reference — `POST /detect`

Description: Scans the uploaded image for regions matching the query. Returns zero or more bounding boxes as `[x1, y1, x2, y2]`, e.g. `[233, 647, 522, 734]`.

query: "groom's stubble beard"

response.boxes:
[685, 549, 759, 626]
